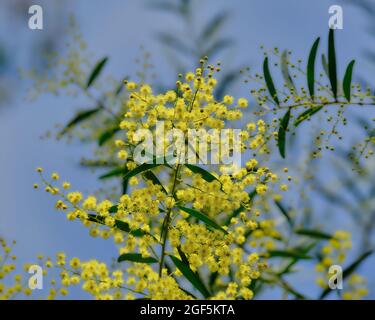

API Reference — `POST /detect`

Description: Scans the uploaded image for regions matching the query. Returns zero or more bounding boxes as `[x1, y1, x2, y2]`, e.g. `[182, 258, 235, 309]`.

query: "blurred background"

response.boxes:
[0, 0, 374, 299]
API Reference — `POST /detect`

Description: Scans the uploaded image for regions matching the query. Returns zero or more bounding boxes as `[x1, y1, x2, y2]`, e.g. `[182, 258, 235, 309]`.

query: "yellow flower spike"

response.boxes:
[51, 172, 60, 180]
[237, 98, 248, 108]
[117, 150, 128, 160]
[62, 181, 71, 190]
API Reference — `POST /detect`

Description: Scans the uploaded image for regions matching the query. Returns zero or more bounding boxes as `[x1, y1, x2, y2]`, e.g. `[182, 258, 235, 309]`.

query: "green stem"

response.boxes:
[158, 164, 181, 277]
[278, 100, 375, 110]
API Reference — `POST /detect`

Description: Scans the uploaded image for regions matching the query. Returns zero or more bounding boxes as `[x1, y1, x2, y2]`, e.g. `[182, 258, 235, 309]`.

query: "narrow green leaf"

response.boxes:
[177, 206, 228, 234]
[209, 271, 219, 288]
[343, 60, 355, 102]
[328, 29, 338, 100]
[278, 108, 291, 158]
[122, 174, 129, 195]
[204, 38, 234, 58]
[99, 167, 125, 180]
[157, 33, 193, 57]
[321, 54, 329, 77]
[80, 159, 118, 168]
[98, 127, 120, 146]
[200, 12, 228, 42]
[280, 279, 307, 299]
[143, 170, 167, 194]
[87, 214, 145, 237]
[87, 57, 108, 88]
[109, 205, 118, 213]
[123, 163, 161, 183]
[342, 250, 373, 279]
[280, 50, 296, 90]
[307, 37, 320, 100]
[169, 255, 210, 298]
[278, 242, 317, 276]
[275, 200, 293, 227]
[214, 68, 242, 100]
[185, 164, 219, 183]
[248, 189, 257, 201]
[177, 246, 190, 267]
[117, 253, 158, 264]
[295, 228, 333, 240]
[114, 77, 128, 96]
[59, 107, 101, 136]
[263, 57, 279, 105]
[267, 249, 313, 260]
[294, 106, 323, 127]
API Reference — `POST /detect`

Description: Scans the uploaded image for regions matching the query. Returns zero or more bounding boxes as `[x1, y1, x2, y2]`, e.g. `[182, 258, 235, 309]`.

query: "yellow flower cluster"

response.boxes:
[32, 65, 287, 300]
[31, 64, 369, 300]
[315, 231, 368, 299]
[342, 274, 368, 300]
[0, 238, 32, 300]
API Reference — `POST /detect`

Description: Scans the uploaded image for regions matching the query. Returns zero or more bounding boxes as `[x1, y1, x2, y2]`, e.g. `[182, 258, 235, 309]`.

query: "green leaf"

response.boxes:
[209, 271, 219, 289]
[143, 170, 167, 194]
[279, 279, 307, 300]
[200, 12, 228, 42]
[263, 57, 279, 105]
[177, 246, 190, 267]
[295, 228, 333, 240]
[342, 250, 373, 279]
[278, 108, 291, 158]
[328, 29, 338, 100]
[123, 163, 162, 183]
[87, 214, 145, 237]
[343, 60, 355, 102]
[280, 50, 296, 90]
[87, 57, 108, 88]
[293, 106, 323, 127]
[319, 250, 373, 299]
[59, 107, 101, 136]
[98, 127, 120, 146]
[114, 77, 128, 96]
[275, 200, 293, 227]
[122, 174, 129, 195]
[321, 54, 329, 78]
[109, 205, 118, 213]
[169, 255, 210, 298]
[157, 33, 193, 58]
[214, 68, 243, 100]
[307, 37, 320, 100]
[204, 38, 234, 58]
[177, 206, 228, 234]
[267, 249, 313, 260]
[117, 253, 158, 264]
[185, 164, 219, 183]
[248, 189, 257, 201]
[278, 242, 317, 276]
[99, 167, 125, 180]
